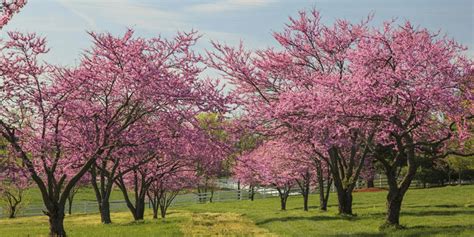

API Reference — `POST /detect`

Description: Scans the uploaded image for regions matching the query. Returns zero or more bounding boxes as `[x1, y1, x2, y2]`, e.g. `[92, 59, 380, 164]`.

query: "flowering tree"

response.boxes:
[361, 157, 376, 188]
[81, 30, 226, 224]
[0, 32, 82, 236]
[0, 142, 31, 218]
[347, 21, 473, 227]
[116, 154, 184, 221]
[147, 170, 196, 219]
[0, 0, 27, 29]
[194, 113, 229, 203]
[290, 149, 318, 212]
[115, 118, 226, 221]
[207, 9, 374, 215]
[208, 7, 472, 224]
[0, 28, 227, 235]
[233, 141, 263, 201]
[237, 140, 301, 210]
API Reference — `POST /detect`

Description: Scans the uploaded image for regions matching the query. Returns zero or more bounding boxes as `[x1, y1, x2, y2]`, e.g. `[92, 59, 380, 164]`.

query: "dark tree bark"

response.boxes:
[90, 163, 114, 224]
[248, 185, 255, 201]
[303, 192, 309, 211]
[385, 188, 404, 226]
[275, 185, 291, 211]
[315, 160, 331, 211]
[46, 205, 66, 237]
[2, 188, 23, 218]
[374, 133, 417, 229]
[237, 180, 241, 200]
[66, 186, 81, 215]
[325, 140, 370, 216]
[458, 170, 462, 186]
[158, 191, 178, 218]
[116, 160, 181, 221]
[148, 191, 159, 219]
[312, 129, 373, 216]
[336, 189, 353, 215]
[209, 189, 214, 203]
[8, 206, 16, 218]
[90, 151, 153, 224]
[366, 179, 374, 188]
[296, 169, 312, 211]
[67, 194, 73, 216]
[116, 170, 148, 221]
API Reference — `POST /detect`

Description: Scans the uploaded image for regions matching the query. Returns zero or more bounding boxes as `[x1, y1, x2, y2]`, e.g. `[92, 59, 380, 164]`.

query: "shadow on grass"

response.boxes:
[362, 208, 474, 219]
[256, 215, 340, 225]
[394, 224, 474, 237]
[287, 205, 319, 210]
[325, 224, 474, 237]
[406, 204, 461, 208]
[401, 209, 474, 217]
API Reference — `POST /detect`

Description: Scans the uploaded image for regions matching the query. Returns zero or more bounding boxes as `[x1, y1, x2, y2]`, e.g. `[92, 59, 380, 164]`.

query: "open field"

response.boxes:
[0, 185, 473, 236]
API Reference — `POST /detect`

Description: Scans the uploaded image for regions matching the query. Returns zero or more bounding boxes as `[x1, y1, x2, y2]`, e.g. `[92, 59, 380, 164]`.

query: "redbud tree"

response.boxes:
[0, 0, 27, 29]
[207, 9, 375, 215]
[347, 21, 473, 228]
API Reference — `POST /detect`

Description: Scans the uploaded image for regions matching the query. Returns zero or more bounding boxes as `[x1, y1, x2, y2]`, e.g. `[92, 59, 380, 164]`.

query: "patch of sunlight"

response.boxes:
[181, 212, 277, 236]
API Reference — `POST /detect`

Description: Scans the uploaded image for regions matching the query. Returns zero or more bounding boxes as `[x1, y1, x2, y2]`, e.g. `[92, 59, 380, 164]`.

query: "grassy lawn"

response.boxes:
[0, 185, 473, 236]
[180, 185, 474, 236]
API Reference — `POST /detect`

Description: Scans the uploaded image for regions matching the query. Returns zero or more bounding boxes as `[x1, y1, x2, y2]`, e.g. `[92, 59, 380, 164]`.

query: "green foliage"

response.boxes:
[1, 186, 473, 236]
[196, 112, 227, 141]
[447, 155, 474, 172]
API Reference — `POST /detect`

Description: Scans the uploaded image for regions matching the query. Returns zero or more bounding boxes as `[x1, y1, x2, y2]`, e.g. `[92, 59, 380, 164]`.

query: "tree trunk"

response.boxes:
[336, 189, 353, 215]
[100, 200, 112, 224]
[366, 179, 374, 188]
[90, 165, 114, 224]
[276, 187, 290, 211]
[296, 173, 311, 212]
[237, 180, 241, 200]
[280, 196, 287, 211]
[249, 186, 255, 201]
[303, 192, 309, 211]
[134, 197, 145, 220]
[458, 170, 462, 186]
[316, 161, 330, 211]
[67, 198, 72, 215]
[377, 140, 417, 229]
[66, 188, 78, 216]
[209, 189, 214, 203]
[8, 205, 17, 218]
[384, 188, 404, 228]
[150, 197, 158, 219]
[159, 204, 167, 218]
[447, 171, 452, 185]
[48, 208, 66, 237]
[320, 179, 331, 211]
[382, 176, 411, 229]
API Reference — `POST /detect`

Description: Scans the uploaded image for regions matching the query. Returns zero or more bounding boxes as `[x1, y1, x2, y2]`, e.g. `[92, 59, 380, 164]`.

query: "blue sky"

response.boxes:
[1, 0, 473, 66]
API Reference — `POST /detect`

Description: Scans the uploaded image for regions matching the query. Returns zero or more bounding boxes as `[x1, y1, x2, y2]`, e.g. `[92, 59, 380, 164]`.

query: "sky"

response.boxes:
[1, 0, 473, 66]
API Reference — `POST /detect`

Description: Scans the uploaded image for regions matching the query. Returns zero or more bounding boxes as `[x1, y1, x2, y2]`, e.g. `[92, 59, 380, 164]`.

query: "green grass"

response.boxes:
[0, 211, 185, 237]
[179, 185, 474, 236]
[0, 185, 473, 236]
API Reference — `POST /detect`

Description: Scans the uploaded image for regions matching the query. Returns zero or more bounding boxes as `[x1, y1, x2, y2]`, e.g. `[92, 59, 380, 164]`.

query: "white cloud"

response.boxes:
[51, 0, 263, 44]
[187, 0, 275, 13]
[55, 0, 186, 32]
[55, 0, 98, 30]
